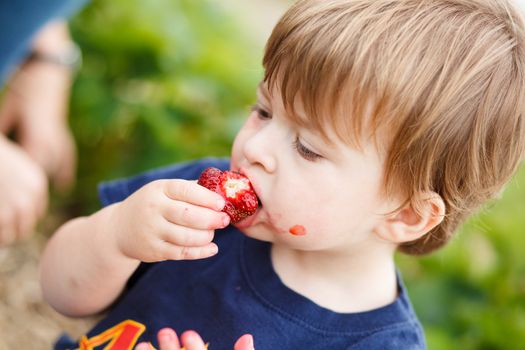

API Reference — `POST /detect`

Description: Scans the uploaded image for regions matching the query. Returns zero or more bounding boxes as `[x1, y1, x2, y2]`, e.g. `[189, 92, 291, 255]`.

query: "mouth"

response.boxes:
[234, 167, 262, 207]
[234, 206, 261, 229]
[231, 167, 263, 228]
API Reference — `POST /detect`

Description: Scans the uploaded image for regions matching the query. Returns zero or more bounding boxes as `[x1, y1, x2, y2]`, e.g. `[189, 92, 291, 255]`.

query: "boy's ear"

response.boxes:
[374, 192, 445, 244]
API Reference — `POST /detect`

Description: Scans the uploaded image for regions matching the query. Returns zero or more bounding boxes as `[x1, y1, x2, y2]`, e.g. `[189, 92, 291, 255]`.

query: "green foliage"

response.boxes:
[62, 1, 525, 348]
[66, 0, 261, 213]
[397, 165, 525, 349]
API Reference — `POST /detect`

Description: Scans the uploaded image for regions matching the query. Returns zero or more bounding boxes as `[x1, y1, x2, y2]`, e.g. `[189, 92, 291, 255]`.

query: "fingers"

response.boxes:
[0, 204, 31, 246]
[134, 328, 204, 350]
[0, 162, 48, 246]
[180, 330, 208, 350]
[158, 241, 218, 261]
[157, 328, 181, 350]
[234, 334, 255, 350]
[162, 201, 229, 231]
[160, 222, 215, 247]
[20, 127, 77, 191]
[0, 196, 42, 246]
[157, 222, 219, 260]
[135, 343, 156, 350]
[160, 179, 230, 230]
[163, 180, 225, 212]
[136, 328, 250, 350]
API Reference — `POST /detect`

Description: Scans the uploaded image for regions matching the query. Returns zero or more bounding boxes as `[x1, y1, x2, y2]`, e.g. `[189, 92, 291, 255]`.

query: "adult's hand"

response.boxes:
[0, 135, 48, 245]
[0, 21, 77, 191]
[134, 328, 255, 350]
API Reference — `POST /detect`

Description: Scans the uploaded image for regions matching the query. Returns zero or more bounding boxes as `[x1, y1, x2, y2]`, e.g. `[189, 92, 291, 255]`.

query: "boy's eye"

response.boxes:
[293, 137, 322, 161]
[251, 104, 272, 120]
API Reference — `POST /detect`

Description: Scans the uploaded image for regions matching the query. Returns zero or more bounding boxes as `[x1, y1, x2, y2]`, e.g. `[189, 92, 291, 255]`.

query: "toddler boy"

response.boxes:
[41, 0, 525, 349]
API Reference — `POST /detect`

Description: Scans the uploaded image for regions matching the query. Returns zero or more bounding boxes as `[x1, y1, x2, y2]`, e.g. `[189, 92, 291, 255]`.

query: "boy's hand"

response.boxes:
[134, 328, 255, 350]
[110, 179, 230, 262]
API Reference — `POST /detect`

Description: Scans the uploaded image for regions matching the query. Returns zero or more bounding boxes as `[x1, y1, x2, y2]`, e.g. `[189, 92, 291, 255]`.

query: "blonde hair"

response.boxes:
[263, 0, 525, 255]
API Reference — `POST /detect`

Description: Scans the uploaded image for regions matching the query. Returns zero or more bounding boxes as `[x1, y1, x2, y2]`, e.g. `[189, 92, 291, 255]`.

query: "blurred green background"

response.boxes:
[60, 0, 525, 349]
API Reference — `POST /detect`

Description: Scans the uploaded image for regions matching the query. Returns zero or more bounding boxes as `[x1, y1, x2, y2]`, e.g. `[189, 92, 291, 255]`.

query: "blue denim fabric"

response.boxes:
[0, 0, 88, 84]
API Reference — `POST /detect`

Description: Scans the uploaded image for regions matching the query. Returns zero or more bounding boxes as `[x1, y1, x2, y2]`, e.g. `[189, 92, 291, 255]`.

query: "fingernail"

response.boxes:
[158, 327, 175, 341]
[244, 335, 254, 348]
[246, 334, 254, 348]
[181, 330, 200, 344]
[235, 334, 254, 350]
[217, 199, 226, 211]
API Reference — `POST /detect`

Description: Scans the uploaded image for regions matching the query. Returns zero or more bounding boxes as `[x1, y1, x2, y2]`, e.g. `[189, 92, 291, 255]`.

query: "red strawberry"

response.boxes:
[198, 167, 259, 223]
[196, 167, 222, 192]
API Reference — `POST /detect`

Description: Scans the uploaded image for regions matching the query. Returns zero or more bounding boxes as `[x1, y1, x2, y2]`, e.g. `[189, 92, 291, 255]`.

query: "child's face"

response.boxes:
[230, 82, 396, 252]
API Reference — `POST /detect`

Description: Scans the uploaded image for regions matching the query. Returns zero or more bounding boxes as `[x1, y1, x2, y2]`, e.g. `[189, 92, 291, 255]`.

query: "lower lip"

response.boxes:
[234, 208, 260, 229]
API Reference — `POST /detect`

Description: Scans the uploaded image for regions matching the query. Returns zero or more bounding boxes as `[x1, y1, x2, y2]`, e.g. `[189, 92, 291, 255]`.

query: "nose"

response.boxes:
[242, 124, 277, 173]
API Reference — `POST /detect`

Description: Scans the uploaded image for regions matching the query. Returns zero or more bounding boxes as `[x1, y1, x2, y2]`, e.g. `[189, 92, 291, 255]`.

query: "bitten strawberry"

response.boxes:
[198, 167, 259, 223]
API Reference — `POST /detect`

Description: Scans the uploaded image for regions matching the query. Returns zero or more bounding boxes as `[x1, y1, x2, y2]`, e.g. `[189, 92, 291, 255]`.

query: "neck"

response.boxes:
[271, 240, 398, 313]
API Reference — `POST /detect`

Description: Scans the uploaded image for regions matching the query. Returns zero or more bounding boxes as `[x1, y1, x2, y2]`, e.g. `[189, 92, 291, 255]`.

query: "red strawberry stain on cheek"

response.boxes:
[289, 225, 306, 236]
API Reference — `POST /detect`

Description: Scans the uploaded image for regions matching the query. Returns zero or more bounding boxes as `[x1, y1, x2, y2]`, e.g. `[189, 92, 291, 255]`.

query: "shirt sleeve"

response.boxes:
[97, 157, 230, 207]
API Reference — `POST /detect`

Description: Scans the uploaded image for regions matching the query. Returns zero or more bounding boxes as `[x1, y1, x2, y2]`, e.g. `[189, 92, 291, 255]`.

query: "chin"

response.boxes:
[233, 223, 256, 237]
[235, 224, 273, 242]
[233, 217, 254, 230]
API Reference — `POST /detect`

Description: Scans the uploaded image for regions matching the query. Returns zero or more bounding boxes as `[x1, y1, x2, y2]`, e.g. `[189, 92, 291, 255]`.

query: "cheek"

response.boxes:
[273, 186, 374, 241]
[231, 130, 248, 167]
[271, 188, 328, 234]
[230, 136, 242, 167]
[231, 116, 260, 165]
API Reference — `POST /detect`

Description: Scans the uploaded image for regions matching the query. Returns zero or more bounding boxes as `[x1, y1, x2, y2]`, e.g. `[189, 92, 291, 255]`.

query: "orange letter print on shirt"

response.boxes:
[78, 320, 145, 350]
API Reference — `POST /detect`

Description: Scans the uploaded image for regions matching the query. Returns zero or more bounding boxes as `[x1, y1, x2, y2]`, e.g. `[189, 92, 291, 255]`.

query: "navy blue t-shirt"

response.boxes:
[55, 158, 426, 350]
